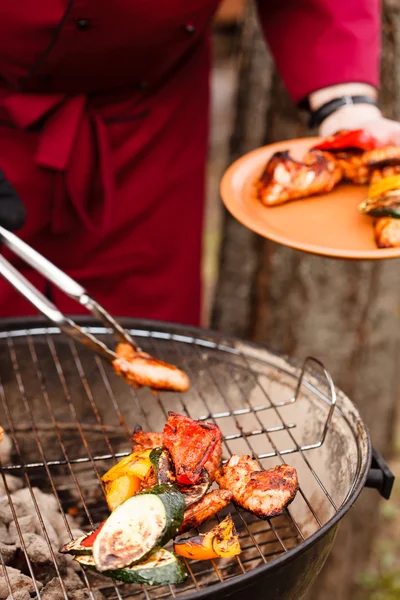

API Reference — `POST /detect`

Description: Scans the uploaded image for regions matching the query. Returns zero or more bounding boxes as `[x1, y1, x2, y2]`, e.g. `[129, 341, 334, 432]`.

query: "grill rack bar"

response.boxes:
[0, 325, 359, 600]
[0, 356, 335, 472]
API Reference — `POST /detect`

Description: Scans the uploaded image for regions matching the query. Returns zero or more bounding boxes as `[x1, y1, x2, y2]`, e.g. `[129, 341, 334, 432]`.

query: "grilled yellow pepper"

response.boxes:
[104, 475, 142, 512]
[102, 449, 152, 483]
[173, 515, 241, 560]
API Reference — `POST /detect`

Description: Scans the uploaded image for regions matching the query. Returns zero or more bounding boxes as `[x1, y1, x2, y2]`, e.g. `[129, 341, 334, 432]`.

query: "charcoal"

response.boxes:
[70, 589, 105, 600]
[9, 515, 59, 548]
[15, 533, 52, 565]
[41, 576, 102, 600]
[63, 569, 83, 592]
[6, 589, 31, 600]
[0, 543, 17, 565]
[0, 476, 23, 497]
[0, 566, 42, 599]
[41, 578, 68, 600]
[0, 523, 9, 545]
[0, 499, 30, 525]
[11, 489, 59, 520]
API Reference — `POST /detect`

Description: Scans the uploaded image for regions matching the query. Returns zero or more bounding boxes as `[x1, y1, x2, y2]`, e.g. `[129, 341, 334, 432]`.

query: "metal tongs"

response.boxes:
[0, 225, 141, 362]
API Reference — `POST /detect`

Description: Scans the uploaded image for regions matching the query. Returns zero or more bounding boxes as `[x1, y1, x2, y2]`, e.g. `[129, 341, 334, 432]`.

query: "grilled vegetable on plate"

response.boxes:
[174, 516, 240, 560]
[75, 548, 187, 585]
[359, 175, 400, 218]
[93, 484, 185, 570]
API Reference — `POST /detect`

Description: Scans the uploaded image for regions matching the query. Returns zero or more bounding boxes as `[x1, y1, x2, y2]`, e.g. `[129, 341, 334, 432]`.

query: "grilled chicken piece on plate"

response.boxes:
[374, 218, 400, 248]
[216, 455, 298, 518]
[257, 149, 342, 206]
[113, 343, 190, 392]
[327, 146, 400, 185]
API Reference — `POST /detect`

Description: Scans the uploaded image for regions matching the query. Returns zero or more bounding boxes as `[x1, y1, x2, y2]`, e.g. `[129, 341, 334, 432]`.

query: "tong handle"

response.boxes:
[0, 226, 139, 350]
[0, 254, 117, 362]
[0, 226, 85, 300]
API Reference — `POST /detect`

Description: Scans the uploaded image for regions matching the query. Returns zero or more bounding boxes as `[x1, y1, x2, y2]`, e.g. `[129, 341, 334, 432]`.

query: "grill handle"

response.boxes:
[365, 448, 395, 499]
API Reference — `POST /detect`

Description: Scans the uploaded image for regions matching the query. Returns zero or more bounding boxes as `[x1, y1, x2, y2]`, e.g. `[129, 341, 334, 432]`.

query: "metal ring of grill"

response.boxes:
[0, 318, 371, 600]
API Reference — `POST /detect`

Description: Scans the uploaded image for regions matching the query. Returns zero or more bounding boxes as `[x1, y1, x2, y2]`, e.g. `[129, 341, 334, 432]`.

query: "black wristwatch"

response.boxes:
[308, 95, 379, 129]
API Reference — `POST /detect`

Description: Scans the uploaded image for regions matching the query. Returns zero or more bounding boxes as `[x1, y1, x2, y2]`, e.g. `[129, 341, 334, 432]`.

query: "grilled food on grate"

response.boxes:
[132, 421, 222, 480]
[216, 455, 299, 519]
[174, 515, 241, 560]
[112, 342, 190, 392]
[177, 489, 233, 535]
[60, 411, 299, 586]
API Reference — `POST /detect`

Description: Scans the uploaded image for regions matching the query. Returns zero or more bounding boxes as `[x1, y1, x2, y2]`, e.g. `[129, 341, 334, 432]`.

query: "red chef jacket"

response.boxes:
[0, 1, 380, 325]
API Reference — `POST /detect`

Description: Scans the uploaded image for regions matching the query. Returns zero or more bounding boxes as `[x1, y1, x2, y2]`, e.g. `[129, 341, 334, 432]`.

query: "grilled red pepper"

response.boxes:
[163, 412, 222, 485]
[81, 521, 106, 547]
[313, 129, 382, 152]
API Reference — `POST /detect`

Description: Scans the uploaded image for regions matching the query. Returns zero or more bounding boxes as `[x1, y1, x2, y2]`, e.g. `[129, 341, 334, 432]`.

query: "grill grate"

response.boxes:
[0, 323, 366, 600]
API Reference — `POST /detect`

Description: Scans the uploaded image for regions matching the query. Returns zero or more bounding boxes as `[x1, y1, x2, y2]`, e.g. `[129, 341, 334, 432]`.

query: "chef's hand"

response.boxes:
[0, 169, 26, 231]
[318, 104, 400, 146]
[309, 82, 400, 146]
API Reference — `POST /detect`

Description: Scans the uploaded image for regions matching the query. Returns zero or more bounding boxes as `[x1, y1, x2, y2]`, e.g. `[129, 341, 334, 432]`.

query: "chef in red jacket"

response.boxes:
[0, 1, 398, 325]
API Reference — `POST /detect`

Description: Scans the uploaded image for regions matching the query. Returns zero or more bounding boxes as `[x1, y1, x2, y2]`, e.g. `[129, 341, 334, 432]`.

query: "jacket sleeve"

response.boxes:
[256, 0, 381, 104]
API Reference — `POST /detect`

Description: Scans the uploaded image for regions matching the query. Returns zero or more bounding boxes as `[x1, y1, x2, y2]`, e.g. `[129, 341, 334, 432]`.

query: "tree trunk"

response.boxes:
[212, 2, 400, 599]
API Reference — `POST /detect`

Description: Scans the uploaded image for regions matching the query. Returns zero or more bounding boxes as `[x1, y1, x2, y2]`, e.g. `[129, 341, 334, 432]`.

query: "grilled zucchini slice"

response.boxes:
[75, 548, 187, 585]
[59, 535, 93, 556]
[93, 484, 185, 571]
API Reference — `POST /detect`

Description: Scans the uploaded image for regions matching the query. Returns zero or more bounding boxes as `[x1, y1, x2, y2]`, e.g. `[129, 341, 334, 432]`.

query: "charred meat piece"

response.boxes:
[204, 436, 222, 481]
[257, 150, 342, 206]
[131, 425, 222, 481]
[113, 343, 190, 393]
[216, 455, 298, 519]
[164, 412, 222, 485]
[132, 425, 164, 453]
[177, 489, 233, 535]
[374, 218, 400, 248]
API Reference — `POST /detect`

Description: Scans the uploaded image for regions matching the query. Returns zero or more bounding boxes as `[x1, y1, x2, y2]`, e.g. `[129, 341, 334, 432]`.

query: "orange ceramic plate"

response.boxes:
[220, 137, 400, 260]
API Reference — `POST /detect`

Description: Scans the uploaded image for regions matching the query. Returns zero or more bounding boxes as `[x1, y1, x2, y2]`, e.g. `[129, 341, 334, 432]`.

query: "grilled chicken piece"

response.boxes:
[113, 343, 190, 392]
[374, 218, 400, 248]
[131, 426, 222, 480]
[215, 455, 298, 519]
[132, 425, 164, 453]
[333, 146, 400, 185]
[257, 149, 342, 206]
[330, 151, 369, 184]
[177, 489, 233, 535]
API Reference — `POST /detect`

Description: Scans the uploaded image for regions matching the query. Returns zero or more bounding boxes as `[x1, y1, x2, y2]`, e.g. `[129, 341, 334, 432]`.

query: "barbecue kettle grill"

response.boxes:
[0, 230, 395, 600]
